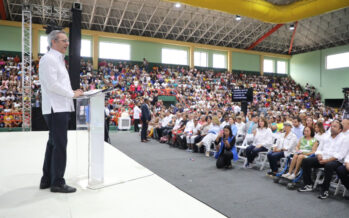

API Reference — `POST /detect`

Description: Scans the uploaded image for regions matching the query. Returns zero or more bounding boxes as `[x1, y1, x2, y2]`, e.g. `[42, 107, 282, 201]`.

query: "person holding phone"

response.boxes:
[214, 125, 237, 169]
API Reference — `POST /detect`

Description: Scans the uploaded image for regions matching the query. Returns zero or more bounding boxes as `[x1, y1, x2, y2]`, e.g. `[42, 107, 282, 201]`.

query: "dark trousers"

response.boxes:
[134, 119, 140, 132]
[42, 111, 70, 186]
[141, 121, 148, 141]
[193, 135, 204, 153]
[245, 145, 268, 164]
[336, 165, 349, 190]
[156, 127, 169, 138]
[301, 157, 342, 191]
[267, 151, 285, 172]
[105, 117, 110, 142]
[216, 151, 233, 168]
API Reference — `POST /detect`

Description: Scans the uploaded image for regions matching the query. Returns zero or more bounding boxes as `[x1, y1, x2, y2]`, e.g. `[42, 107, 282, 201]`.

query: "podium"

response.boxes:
[75, 91, 105, 189]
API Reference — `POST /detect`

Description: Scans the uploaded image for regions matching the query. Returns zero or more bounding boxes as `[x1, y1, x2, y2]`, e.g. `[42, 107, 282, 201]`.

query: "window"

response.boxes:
[99, 42, 130, 60]
[277, 60, 286, 74]
[263, 59, 274, 73]
[326, 52, 349, 69]
[40, 35, 92, 57]
[213, 54, 226, 68]
[40, 35, 48, 54]
[161, 48, 188, 65]
[81, 39, 91, 57]
[194, 51, 208, 67]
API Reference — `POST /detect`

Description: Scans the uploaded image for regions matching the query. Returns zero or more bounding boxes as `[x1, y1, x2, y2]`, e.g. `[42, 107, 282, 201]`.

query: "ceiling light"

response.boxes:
[289, 24, 295, 30]
[235, 15, 241, 21]
[175, 3, 181, 8]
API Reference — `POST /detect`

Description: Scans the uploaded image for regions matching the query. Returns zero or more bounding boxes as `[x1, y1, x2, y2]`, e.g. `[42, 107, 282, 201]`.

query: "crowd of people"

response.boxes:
[90, 60, 348, 200]
[1, 54, 348, 199]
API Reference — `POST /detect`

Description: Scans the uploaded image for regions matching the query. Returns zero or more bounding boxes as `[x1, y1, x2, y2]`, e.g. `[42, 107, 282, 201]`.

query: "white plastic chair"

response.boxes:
[255, 147, 272, 171]
[236, 133, 253, 164]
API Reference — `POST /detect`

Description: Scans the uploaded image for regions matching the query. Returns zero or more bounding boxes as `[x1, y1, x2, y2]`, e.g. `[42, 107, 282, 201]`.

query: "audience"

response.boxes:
[267, 121, 298, 176]
[282, 126, 318, 180]
[1, 54, 348, 200]
[244, 117, 273, 168]
[298, 120, 348, 199]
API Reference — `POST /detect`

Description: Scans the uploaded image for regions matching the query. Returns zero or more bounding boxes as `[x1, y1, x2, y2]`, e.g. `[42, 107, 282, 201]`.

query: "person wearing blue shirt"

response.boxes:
[292, 117, 304, 140]
[214, 125, 238, 169]
[228, 117, 238, 138]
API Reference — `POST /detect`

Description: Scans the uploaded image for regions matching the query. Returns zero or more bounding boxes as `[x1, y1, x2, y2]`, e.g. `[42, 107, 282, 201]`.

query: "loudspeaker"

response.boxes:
[73, 2, 82, 10]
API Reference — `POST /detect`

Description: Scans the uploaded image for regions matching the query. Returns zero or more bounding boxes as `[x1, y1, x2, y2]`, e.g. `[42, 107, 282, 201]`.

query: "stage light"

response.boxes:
[289, 24, 295, 30]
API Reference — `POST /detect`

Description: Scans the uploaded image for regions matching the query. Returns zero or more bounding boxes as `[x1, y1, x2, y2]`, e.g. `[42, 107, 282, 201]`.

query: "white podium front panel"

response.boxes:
[76, 93, 105, 189]
[88, 93, 105, 187]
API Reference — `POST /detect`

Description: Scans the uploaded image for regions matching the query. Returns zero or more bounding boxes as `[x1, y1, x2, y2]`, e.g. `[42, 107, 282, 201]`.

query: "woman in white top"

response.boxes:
[245, 117, 273, 168]
[314, 121, 327, 147]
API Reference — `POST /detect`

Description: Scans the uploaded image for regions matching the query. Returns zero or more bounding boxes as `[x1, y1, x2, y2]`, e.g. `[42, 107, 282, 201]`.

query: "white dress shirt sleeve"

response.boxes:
[334, 134, 349, 162]
[345, 152, 349, 164]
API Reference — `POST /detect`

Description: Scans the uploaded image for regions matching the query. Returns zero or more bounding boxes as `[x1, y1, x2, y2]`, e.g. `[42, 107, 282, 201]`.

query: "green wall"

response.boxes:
[290, 44, 349, 100]
[0, 26, 22, 52]
[0, 24, 293, 73]
[232, 52, 260, 71]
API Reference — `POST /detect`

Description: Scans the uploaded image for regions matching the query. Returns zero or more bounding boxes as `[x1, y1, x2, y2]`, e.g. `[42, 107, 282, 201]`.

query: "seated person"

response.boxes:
[282, 126, 318, 180]
[244, 117, 273, 168]
[267, 121, 298, 176]
[187, 118, 201, 152]
[178, 113, 195, 150]
[298, 120, 348, 199]
[214, 125, 237, 169]
[193, 115, 212, 152]
[235, 116, 245, 144]
[336, 151, 349, 200]
[243, 115, 258, 144]
[335, 119, 349, 200]
[196, 116, 221, 157]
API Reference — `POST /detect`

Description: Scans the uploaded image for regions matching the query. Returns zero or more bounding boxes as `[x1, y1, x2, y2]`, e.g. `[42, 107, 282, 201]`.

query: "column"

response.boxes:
[189, 46, 194, 69]
[260, 55, 264, 75]
[227, 50, 232, 72]
[93, 34, 98, 70]
[32, 28, 39, 61]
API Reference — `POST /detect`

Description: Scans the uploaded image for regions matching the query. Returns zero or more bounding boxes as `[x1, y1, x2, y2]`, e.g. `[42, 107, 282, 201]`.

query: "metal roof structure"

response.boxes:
[3, 0, 349, 54]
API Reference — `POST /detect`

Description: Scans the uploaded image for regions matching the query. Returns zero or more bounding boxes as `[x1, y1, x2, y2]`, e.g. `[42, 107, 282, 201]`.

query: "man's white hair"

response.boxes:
[47, 30, 66, 48]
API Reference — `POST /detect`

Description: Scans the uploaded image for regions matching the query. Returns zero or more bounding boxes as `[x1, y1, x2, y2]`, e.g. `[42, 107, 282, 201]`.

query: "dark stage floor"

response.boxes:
[110, 131, 349, 218]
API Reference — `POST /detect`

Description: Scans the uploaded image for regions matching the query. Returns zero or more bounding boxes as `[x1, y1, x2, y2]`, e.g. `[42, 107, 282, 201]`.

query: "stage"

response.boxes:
[0, 131, 225, 218]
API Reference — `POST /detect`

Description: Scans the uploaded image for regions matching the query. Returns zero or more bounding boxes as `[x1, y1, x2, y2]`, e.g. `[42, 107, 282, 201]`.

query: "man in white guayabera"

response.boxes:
[39, 30, 83, 193]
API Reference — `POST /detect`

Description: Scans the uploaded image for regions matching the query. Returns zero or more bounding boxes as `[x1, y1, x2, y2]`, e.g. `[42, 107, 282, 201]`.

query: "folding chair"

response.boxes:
[236, 133, 253, 164]
[313, 168, 324, 189]
[255, 147, 271, 171]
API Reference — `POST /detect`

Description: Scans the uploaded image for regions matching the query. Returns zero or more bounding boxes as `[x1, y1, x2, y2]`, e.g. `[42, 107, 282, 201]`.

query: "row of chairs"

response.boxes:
[235, 134, 348, 197]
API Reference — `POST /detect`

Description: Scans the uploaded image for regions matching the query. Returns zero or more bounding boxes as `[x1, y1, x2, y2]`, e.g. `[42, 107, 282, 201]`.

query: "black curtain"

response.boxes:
[68, 7, 82, 130]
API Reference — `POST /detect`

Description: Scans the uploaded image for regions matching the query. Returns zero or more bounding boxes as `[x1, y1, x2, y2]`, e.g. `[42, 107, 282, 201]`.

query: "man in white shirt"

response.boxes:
[267, 121, 298, 176]
[133, 101, 141, 132]
[156, 110, 173, 138]
[298, 120, 348, 199]
[39, 30, 83, 193]
[335, 119, 349, 200]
